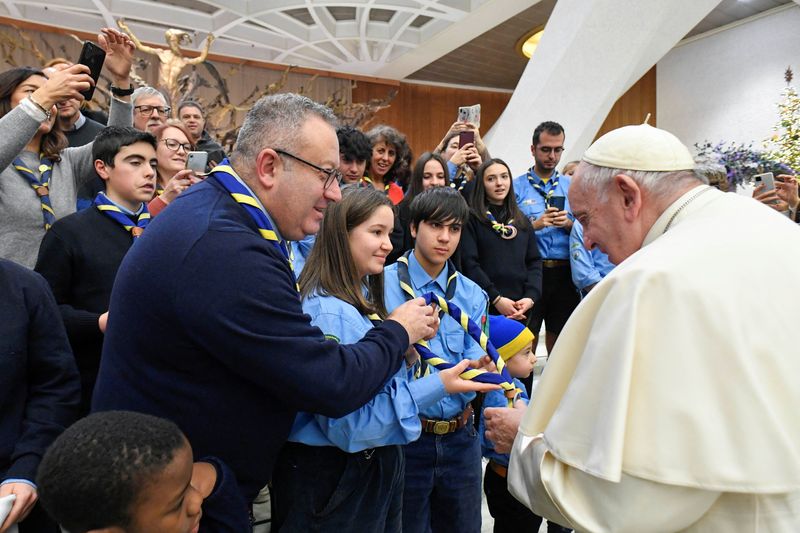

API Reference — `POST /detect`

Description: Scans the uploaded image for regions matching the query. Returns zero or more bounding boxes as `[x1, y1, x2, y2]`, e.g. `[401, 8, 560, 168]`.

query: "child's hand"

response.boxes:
[468, 354, 497, 373]
[438, 359, 500, 394]
[191, 462, 217, 499]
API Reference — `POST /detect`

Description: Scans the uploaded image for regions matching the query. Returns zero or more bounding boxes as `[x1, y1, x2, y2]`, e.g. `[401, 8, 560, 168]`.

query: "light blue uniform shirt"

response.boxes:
[289, 234, 315, 276]
[288, 291, 446, 452]
[569, 220, 615, 292]
[513, 169, 573, 259]
[479, 378, 529, 466]
[383, 252, 488, 420]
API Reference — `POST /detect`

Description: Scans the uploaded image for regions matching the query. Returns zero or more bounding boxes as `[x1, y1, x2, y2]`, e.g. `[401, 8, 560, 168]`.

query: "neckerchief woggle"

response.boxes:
[14, 155, 55, 230]
[485, 210, 515, 238]
[93, 193, 150, 237]
[211, 159, 298, 291]
[360, 173, 391, 193]
[527, 167, 559, 208]
[449, 166, 467, 192]
[397, 251, 521, 405]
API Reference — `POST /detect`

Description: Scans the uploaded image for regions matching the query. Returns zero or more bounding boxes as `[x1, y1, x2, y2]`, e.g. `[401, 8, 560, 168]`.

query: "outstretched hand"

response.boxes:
[438, 359, 501, 394]
[484, 400, 527, 453]
[98, 27, 135, 84]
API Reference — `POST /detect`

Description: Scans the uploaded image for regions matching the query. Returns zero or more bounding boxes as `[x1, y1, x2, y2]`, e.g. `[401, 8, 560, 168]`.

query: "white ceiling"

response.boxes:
[0, 0, 536, 78]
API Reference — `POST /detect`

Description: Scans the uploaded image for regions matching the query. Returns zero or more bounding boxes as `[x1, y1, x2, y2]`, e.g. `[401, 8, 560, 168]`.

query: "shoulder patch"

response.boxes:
[323, 333, 340, 343]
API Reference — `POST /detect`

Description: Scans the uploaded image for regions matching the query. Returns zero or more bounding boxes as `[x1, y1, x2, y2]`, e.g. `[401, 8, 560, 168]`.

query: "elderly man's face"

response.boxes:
[268, 115, 342, 240]
[570, 170, 641, 265]
[133, 95, 169, 133]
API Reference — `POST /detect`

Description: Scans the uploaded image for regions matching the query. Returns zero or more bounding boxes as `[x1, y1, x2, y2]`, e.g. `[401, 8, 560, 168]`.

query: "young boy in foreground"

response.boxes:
[37, 411, 250, 533]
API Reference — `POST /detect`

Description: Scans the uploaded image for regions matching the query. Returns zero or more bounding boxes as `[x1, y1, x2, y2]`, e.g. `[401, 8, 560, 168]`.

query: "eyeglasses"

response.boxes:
[161, 138, 192, 153]
[537, 146, 564, 155]
[134, 105, 171, 116]
[275, 149, 342, 190]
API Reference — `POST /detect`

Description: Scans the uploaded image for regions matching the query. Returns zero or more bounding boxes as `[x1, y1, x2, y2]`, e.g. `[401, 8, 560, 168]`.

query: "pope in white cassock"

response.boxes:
[489, 124, 800, 532]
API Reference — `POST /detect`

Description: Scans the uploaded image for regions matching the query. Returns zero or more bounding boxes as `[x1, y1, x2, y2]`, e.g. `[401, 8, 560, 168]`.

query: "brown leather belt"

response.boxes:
[420, 405, 473, 435]
[543, 259, 569, 268]
[488, 460, 508, 478]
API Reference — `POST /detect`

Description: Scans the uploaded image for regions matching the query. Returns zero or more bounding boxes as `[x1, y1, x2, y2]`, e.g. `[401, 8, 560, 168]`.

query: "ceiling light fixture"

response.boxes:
[516, 27, 545, 59]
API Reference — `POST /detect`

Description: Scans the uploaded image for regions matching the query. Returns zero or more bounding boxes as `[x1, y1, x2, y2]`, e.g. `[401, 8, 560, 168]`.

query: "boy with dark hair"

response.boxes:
[35, 126, 157, 415]
[337, 126, 373, 184]
[37, 411, 250, 532]
[383, 187, 489, 533]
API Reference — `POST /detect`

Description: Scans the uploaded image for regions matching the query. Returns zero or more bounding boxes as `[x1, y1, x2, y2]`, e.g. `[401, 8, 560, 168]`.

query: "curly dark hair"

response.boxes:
[366, 124, 410, 184]
[37, 411, 186, 533]
[337, 126, 372, 163]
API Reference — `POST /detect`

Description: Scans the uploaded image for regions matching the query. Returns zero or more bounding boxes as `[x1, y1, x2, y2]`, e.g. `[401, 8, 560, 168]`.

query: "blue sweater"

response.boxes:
[92, 176, 409, 502]
[0, 259, 80, 483]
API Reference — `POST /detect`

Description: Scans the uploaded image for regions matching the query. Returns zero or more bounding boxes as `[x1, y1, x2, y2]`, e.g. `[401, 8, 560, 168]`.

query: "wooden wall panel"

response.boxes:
[353, 82, 512, 161]
[595, 66, 657, 139]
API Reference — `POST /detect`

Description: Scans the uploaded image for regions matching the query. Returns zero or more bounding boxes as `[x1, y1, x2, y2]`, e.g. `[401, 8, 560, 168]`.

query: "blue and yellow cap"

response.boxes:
[488, 315, 535, 362]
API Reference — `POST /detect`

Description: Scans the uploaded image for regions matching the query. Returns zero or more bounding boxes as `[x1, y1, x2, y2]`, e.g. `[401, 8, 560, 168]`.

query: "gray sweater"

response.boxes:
[0, 97, 132, 268]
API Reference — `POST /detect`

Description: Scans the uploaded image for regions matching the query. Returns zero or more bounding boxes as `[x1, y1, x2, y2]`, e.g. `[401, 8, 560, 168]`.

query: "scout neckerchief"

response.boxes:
[416, 291, 521, 406]
[526, 167, 559, 208]
[211, 159, 298, 291]
[397, 250, 456, 378]
[449, 166, 467, 192]
[361, 173, 391, 193]
[397, 250, 457, 307]
[13, 155, 55, 230]
[93, 193, 150, 237]
[485, 209, 516, 239]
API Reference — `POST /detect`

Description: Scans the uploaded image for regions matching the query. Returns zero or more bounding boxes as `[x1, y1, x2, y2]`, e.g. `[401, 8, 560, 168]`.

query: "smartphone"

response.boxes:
[549, 196, 566, 211]
[186, 151, 209, 174]
[753, 172, 775, 192]
[458, 130, 475, 149]
[76, 41, 105, 101]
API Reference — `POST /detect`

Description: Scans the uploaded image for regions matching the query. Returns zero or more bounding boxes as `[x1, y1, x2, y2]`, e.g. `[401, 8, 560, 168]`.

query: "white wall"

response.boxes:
[657, 5, 800, 152]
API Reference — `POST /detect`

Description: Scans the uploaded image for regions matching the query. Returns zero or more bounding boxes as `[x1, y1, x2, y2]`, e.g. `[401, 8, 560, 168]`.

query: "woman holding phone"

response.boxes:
[147, 119, 201, 216]
[435, 122, 486, 193]
[0, 28, 133, 268]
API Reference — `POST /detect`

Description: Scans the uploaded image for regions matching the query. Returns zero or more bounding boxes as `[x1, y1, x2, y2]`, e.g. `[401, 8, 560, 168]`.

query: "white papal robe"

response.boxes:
[508, 185, 800, 532]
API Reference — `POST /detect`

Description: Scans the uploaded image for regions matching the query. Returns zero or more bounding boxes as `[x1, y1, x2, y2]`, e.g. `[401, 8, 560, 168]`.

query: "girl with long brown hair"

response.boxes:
[272, 187, 488, 533]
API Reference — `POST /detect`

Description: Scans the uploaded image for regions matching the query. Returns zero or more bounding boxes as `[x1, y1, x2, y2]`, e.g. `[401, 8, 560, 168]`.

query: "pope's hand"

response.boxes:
[484, 400, 527, 453]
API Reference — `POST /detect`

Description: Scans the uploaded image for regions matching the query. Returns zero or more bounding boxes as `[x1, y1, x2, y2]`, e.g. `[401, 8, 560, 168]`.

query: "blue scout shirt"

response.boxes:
[569, 220, 615, 292]
[479, 378, 529, 466]
[289, 234, 315, 276]
[513, 169, 573, 259]
[384, 251, 488, 420]
[288, 291, 446, 452]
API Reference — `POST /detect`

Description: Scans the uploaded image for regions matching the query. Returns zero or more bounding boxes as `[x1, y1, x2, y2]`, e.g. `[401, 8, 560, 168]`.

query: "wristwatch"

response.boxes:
[110, 84, 134, 97]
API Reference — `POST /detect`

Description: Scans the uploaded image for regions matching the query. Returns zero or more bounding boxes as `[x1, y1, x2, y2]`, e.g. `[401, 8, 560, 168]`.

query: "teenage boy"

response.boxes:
[35, 126, 157, 415]
[383, 187, 489, 533]
[37, 411, 251, 532]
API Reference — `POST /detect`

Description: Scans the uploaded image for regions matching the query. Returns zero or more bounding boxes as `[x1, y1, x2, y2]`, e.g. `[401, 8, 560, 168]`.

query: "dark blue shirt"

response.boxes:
[92, 176, 409, 502]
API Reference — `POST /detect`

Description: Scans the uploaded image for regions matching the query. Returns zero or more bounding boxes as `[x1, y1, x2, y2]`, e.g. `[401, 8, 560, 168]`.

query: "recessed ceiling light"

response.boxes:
[516, 28, 545, 59]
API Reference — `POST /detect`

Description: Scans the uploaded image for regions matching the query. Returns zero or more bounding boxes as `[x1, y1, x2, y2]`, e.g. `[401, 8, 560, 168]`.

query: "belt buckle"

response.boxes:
[432, 420, 450, 435]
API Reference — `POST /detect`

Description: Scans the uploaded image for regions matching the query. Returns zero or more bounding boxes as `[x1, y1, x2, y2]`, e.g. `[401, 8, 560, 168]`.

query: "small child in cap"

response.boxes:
[480, 315, 570, 532]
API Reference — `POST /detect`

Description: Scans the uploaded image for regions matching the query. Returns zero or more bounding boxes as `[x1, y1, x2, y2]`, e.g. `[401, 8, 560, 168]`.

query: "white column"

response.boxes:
[484, 0, 721, 174]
